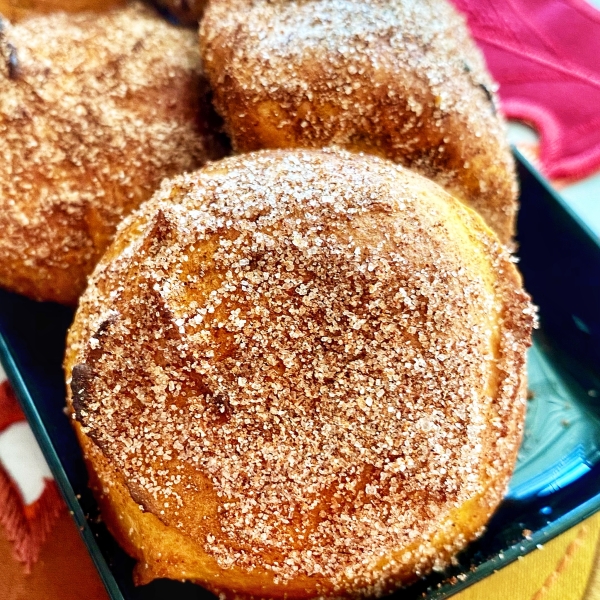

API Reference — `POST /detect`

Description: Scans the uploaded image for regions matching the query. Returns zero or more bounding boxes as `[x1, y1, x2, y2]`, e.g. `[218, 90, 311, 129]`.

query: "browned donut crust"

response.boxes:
[200, 0, 518, 246]
[0, 3, 225, 305]
[65, 148, 534, 598]
[0, 0, 126, 22]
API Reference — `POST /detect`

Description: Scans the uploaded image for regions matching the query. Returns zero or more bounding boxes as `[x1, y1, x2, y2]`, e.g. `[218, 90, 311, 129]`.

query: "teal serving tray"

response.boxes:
[1, 150, 599, 599]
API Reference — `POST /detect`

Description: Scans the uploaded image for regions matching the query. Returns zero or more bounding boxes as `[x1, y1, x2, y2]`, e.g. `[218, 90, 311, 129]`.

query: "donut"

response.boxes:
[154, 0, 206, 25]
[65, 148, 534, 597]
[200, 0, 518, 246]
[0, 0, 126, 21]
[0, 4, 225, 305]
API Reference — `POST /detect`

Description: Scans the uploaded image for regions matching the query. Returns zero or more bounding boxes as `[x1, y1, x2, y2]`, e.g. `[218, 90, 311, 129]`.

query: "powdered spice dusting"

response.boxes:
[200, 0, 518, 244]
[67, 149, 534, 595]
[0, 3, 223, 304]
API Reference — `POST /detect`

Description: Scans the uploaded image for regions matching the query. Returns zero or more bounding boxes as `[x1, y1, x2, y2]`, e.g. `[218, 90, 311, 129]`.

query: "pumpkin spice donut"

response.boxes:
[65, 148, 534, 598]
[0, 3, 225, 305]
[200, 0, 518, 246]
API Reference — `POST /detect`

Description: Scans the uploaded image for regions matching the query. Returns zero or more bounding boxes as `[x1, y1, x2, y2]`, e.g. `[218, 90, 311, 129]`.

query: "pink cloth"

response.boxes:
[452, 0, 600, 181]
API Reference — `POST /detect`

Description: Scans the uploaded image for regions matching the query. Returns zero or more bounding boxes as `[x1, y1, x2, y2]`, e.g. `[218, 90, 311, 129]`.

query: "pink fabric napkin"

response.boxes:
[452, 0, 600, 181]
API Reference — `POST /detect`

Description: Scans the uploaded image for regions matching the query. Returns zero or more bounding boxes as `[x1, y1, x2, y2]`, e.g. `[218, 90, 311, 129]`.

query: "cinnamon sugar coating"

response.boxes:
[200, 0, 518, 245]
[65, 149, 534, 598]
[0, 3, 225, 305]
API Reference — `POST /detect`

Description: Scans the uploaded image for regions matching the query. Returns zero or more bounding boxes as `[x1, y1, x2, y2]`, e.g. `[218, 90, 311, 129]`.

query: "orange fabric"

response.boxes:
[0, 511, 108, 600]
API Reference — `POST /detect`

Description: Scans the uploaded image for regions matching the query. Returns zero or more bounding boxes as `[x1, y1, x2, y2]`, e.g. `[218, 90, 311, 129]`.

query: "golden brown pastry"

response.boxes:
[154, 0, 205, 25]
[0, 4, 225, 305]
[65, 148, 534, 598]
[200, 0, 518, 246]
[0, 0, 126, 21]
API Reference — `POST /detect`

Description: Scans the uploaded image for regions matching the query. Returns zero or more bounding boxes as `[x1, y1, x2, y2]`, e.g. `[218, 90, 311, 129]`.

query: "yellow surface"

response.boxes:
[455, 511, 600, 600]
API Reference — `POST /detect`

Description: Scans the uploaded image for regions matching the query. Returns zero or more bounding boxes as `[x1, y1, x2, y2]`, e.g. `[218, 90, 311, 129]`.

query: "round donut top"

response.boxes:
[67, 149, 534, 589]
[202, 0, 501, 147]
[0, 3, 210, 205]
[0, 3, 221, 301]
[200, 0, 517, 244]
